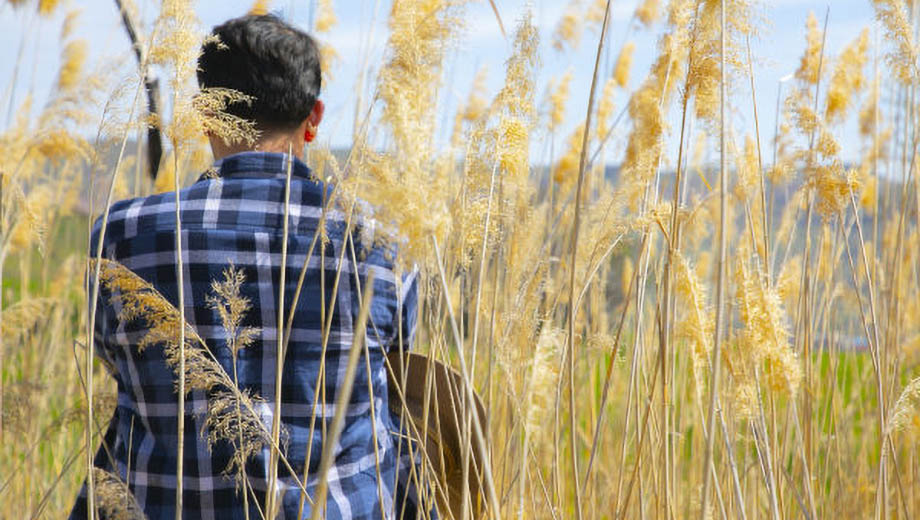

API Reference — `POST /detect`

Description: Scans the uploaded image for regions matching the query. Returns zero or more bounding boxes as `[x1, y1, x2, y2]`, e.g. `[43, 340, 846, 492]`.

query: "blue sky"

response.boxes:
[0, 1, 879, 165]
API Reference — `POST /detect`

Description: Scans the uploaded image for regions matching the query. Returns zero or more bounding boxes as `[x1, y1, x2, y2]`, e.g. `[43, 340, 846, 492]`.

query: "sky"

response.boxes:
[0, 0, 880, 165]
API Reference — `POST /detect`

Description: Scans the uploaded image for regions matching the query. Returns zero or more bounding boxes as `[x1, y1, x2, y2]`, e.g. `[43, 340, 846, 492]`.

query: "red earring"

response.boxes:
[304, 122, 317, 143]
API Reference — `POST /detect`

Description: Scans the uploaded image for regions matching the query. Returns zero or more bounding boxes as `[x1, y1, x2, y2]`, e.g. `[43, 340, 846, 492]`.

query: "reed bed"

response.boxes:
[2, 0, 920, 518]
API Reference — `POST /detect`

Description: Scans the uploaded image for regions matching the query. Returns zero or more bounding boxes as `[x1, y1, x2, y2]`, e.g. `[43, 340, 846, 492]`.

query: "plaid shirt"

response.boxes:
[71, 152, 426, 519]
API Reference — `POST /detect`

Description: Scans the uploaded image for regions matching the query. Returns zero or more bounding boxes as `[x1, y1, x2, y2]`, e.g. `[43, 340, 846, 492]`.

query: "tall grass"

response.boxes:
[2, 0, 920, 518]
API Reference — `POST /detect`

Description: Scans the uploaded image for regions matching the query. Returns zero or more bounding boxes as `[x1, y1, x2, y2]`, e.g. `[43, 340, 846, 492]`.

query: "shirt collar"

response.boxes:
[203, 151, 313, 182]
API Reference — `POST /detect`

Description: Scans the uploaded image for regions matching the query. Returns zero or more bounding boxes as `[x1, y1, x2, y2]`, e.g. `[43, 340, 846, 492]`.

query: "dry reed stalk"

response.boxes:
[464, 143, 502, 520]
[878, 146, 916, 517]
[342, 234, 388, 512]
[265, 146, 294, 518]
[0, 205, 4, 444]
[582, 232, 640, 492]
[29, 444, 87, 519]
[170, 119, 186, 520]
[796, 13, 828, 511]
[85, 45, 158, 514]
[745, 37, 770, 278]
[752, 369, 780, 520]
[431, 236, 499, 518]
[657, 25, 701, 519]
[296, 194, 359, 519]
[227, 297, 252, 518]
[2, 7, 34, 127]
[717, 398, 745, 519]
[309, 273, 375, 520]
[618, 311, 665, 518]
[700, 0, 728, 514]
[613, 186, 657, 517]
[560, 2, 613, 517]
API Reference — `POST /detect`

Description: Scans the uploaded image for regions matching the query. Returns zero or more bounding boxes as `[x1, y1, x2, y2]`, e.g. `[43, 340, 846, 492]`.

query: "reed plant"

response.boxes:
[2, 0, 920, 518]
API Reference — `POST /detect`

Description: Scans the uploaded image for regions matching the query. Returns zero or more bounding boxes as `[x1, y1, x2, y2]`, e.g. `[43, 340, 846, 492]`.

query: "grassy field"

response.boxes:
[2, 0, 920, 518]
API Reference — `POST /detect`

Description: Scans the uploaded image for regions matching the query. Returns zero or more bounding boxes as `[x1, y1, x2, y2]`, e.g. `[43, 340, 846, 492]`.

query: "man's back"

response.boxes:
[71, 152, 421, 519]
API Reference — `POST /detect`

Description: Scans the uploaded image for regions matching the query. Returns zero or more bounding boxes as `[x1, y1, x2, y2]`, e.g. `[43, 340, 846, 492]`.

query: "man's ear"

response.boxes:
[307, 99, 325, 128]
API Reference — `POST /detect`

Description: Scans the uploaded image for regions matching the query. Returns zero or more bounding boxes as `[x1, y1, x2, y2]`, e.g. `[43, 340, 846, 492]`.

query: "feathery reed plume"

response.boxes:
[548, 70, 573, 132]
[315, 0, 337, 33]
[451, 67, 488, 145]
[686, 0, 758, 125]
[613, 42, 635, 88]
[312, 0, 339, 79]
[826, 29, 869, 123]
[517, 324, 563, 515]
[776, 253, 802, 306]
[57, 39, 88, 91]
[858, 79, 880, 137]
[185, 88, 259, 148]
[317, 41, 340, 81]
[871, 0, 919, 83]
[0, 297, 58, 343]
[586, 0, 610, 24]
[248, 0, 269, 15]
[377, 0, 457, 155]
[734, 135, 759, 200]
[96, 260, 219, 385]
[890, 377, 920, 433]
[149, 0, 203, 90]
[204, 389, 273, 482]
[595, 78, 617, 140]
[796, 12, 823, 85]
[552, 123, 584, 187]
[553, 0, 583, 52]
[810, 163, 860, 218]
[673, 252, 714, 394]
[493, 14, 538, 182]
[635, 0, 661, 27]
[61, 8, 81, 40]
[618, 0, 694, 207]
[8, 185, 52, 255]
[152, 150, 177, 194]
[734, 248, 801, 396]
[205, 266, 260, 360]
[346, 0, 465, 266]
[463, 67, 489, 125]
[524, 327, 564, 441]
[37, 0, 60, 16]
[93, 468, 146, 520]
[205, 264, 264, 519]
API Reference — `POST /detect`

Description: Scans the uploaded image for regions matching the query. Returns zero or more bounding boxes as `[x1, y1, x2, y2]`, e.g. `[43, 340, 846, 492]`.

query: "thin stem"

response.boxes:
[172, 137, 186, 520]
[431, 237, 500, 518]
[564, 2, 613, 517]
[745, 36, 770, 277]
[310, 275, 376, 520]
[84, 50, 155, 517]
[266, 147, 294, 517]
[700, 0, 728, 514]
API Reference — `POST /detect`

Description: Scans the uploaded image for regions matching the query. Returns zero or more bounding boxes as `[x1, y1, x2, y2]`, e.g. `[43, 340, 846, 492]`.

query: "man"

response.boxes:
[71, 14, 424, 519]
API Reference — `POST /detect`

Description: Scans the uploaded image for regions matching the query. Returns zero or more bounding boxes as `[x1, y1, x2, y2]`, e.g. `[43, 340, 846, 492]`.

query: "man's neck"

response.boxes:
[209, 131, 305, 161]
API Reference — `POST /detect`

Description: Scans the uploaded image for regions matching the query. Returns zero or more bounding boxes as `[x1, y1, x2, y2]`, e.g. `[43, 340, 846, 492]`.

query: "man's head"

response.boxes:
[198, 14, 324, 157]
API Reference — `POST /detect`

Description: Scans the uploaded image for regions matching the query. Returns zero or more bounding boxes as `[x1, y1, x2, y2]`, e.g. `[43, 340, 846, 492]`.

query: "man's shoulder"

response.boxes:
[89, 181, 212, 247]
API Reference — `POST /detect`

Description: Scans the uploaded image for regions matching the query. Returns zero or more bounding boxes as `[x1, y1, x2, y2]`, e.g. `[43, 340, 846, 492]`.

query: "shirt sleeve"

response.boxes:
[86, 221, 117, 376]
[388, 268, 418, 353]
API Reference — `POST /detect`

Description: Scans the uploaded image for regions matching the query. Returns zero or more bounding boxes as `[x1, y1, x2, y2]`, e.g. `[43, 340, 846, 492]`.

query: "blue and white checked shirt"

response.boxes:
[71, 152, 426, 519]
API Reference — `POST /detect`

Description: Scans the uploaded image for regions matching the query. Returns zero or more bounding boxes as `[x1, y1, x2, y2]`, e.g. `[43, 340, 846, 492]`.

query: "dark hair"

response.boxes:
[197, 14, 322, 131]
